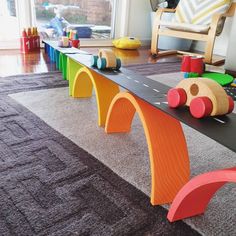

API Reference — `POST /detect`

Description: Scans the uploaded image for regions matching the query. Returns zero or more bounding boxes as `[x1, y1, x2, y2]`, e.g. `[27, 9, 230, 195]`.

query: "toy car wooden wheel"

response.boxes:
[190, 97, 213, 118]
[227, 96, 235, 114]
[167, 88, 187, 108]
[116, 58, 121, 70]
[97, 58, 106, 70]
[91, 55, 98, 67]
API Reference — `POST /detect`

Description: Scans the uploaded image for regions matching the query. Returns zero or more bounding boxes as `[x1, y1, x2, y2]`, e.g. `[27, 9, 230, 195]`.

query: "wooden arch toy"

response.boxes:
[167, 167, 236, 222]
[167, 78, 234, 118]
[72, 66, 120, 126]
[105, 92, 190, 205]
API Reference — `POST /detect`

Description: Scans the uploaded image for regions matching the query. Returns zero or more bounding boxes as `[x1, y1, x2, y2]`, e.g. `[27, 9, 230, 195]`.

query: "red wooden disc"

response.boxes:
[228, 96, 235, 114]
[181, 56, 191, 72]
[167, 88, 187, 108]
[190, 97, 213, 118]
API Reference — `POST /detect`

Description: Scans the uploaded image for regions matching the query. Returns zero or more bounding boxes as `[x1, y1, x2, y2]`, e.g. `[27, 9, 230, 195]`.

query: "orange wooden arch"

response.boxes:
[72, 67, 120, 127]
[168, 167, 236, 222]
[105, 92, 190, 205]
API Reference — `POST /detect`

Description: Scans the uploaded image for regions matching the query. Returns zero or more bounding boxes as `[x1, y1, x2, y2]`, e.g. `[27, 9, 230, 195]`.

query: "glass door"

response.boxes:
[32, 0, 116, 40]
[0, 0, 20, 48]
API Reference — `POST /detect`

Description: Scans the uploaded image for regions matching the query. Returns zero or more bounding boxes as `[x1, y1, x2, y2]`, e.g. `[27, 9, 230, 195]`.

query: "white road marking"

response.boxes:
[154, 102, 161, 105]
[143, 84, 149, 87]
[153, 89, 159, 93]
[213, 118, 225, 124]
[162, 102, 168, 104]
[126, 76, 132, 80]
[134, 80, 140, 83]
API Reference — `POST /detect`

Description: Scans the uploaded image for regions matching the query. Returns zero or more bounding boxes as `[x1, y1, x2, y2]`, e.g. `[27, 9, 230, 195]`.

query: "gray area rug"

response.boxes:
[9, 65, 236, 236]
[0, 71, 199, 235]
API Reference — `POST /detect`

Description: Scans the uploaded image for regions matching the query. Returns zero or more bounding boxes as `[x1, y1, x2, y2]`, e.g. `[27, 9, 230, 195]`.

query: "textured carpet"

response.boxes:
[9, 64, 236, 235]
[0, 71, 199, 235]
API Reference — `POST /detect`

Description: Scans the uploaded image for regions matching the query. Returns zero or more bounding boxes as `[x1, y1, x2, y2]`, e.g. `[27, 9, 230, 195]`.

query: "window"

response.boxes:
[33, 0, 116, 39]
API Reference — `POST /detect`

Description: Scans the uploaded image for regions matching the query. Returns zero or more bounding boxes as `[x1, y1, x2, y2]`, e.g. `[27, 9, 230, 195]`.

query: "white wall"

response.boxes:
[225, 13, 236, 70]
[192, 0, 236, 56]
[127, 0, 152, 40]
[192, 16, 235, 56]
[115, 0, 152, 41]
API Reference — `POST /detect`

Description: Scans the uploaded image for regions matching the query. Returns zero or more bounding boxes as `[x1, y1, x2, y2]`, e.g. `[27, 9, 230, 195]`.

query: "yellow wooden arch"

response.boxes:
[72, 67, 120, 127]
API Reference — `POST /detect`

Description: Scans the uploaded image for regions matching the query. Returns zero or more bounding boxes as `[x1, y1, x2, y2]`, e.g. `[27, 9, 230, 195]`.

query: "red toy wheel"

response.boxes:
[227, 96, 234, 114]
[167, 88, 187, 108]
[190, 97, 213, 118]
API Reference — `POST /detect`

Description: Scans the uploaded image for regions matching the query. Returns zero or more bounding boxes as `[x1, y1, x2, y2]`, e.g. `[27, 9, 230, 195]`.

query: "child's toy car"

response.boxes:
[91, 49, 121, 70]
[167, 78, 234, 118]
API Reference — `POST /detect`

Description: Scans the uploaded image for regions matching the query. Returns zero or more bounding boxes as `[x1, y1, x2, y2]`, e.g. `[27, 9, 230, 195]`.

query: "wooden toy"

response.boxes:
[27, 27, 34, 50]
[43, 40, 236, 208]
[62, 30, 67, 37]
[167, 167, 236, 222]
[61, 36, 69, 47]
[27, 27, 31, 37]
[20, 27, 40, 53]
[70, 32, 80, 48]
[32, 27, 40, 50]
[201, 72, 234, 86]
[66, 30, 70, 38]
[181, 56, 234, 86]
[167, 78, 234, 118]
[91, 49, 121, 70]
[231, 79, 236, 87]
[105, 91, 190, 205]
[181, 55, 205, 78]
[181, 55, 191, 78]
[20, 29, 30, 54]
[58, 40, 63, 47]
[71, 39, 80, 48]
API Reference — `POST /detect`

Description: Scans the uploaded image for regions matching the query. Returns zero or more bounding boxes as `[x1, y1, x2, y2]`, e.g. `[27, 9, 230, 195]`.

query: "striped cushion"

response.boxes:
[160, 21, 210, 33]
[174, 0, 232, 25]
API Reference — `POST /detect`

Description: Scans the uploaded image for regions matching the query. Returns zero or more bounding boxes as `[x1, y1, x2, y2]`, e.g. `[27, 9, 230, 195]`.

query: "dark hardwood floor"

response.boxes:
[0, 47, 181, 77]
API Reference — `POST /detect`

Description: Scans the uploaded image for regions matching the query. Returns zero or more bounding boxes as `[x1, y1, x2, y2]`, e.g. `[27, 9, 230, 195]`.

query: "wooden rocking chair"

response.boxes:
[151, 2, 236, 65]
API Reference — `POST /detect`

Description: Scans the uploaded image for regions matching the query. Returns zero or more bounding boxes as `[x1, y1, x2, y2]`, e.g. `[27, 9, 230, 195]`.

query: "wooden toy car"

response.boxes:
[91, 49, 121, 70]
[167, 78, 234, 118]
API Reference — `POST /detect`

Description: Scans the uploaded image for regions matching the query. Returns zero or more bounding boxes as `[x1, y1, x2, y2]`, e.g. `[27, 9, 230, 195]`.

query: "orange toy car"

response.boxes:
[167, 78, 234, 118]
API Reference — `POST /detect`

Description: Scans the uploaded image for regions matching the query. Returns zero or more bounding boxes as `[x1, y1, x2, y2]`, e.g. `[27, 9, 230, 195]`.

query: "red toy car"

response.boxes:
[167, 78, 234, 118]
